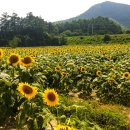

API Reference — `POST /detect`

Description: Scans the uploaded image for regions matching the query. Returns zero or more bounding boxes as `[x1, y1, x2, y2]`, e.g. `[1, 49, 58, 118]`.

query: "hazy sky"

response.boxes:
[0, 0, 130, 22]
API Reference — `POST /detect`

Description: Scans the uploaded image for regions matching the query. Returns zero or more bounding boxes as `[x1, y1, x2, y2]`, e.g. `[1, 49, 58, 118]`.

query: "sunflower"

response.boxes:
[107, 78, 115, 84]
[96, 70, 102, 76]
[80, 66, 86, 73]
[43, 88, 59, 106]
[7, 53, 20, 66]
[104, 64, 109, 69]
[122, 72, 130, 79]
[17, 83, 37, 99]
[55, 125, 75, 130]
[61, 72, 68, 78]
[0, 49, 3, 59]
[107, 56, 112, 61]
[55, 66, 61, 72]
[20, 56, 33, 67]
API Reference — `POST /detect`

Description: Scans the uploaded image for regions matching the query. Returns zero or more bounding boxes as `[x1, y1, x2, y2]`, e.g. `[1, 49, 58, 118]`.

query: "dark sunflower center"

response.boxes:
[125, 74, 129, 77]
[9, 55, 19, 63]
[47, 92, 56, 102]
[60, 128, 65, 130]
[0, 52, 1, 55]
[98, 72, 101, 75]
[81, 68, 85, 71]
[23, 85, 33, 94]
[56, 67, 60, 71]
[23, 57, 32, 64]
[63, 73, 66, 76]
[65, 127, 68, 130]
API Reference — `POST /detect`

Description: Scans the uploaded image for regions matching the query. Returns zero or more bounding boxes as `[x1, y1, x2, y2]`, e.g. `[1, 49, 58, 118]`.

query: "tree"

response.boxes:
[8, 36, 21, 48]
[103, 34, 111, 43]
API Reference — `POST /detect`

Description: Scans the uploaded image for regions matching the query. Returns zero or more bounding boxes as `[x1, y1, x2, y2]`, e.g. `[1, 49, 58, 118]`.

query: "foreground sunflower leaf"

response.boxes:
[0, 77, 12, 86]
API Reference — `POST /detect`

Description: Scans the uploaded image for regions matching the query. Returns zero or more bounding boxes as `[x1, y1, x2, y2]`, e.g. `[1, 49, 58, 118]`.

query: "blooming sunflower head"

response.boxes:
[61, 72, 68, 78]
[122, 72, 130, 79]
[20, 56, 33, 67]
[104, 64, 109, 68]
[80, 66, 86, 73]
[55, 125, 75, 130]
[43, 88, 59, 106]
[55, 66, 61, 72]
[7, 53, 20, 66]
[107, 78, 115, 84]
[17, 83, 37, 99]
[107, 56, 112, 61]
[0, 49, 3, 59]
[96, 70, 102, 76]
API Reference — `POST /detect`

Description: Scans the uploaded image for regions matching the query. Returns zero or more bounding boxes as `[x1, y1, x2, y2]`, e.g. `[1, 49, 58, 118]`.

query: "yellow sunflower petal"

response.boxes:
[7, 53, 20, 66]
[122, 72, 130, 79]
[20, 56, 33, 67]
[17, 82, 37, 99]
[43, 88, 59, 106]
[0, 49, 4, 59]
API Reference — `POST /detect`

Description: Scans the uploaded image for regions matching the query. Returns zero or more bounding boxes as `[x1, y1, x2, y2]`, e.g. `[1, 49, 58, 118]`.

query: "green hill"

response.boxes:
[66, 1, 130, 29]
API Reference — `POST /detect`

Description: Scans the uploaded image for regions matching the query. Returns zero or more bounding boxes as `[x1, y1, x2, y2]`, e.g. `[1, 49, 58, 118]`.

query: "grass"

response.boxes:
[49, 93, 130, 130]
[67, 34, 130, 45]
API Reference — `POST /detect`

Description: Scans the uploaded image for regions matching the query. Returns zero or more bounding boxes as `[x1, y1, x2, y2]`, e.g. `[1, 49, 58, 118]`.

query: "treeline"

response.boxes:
[57, 16, 123, 36]
[0, 12, 66, 47]
[0, 12, 123, 47]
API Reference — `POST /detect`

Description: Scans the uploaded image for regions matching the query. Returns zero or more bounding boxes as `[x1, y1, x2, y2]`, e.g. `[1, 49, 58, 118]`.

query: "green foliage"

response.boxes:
[0, 72, 17, 125]
[54, 97, 129, 130]
[103, 34, 111, 43]
[0, 12, 67, 47]
[57, 17, 122, 36]
[8, 36, 21, 48]
[126, 30, 130, 34]
[67, 34, 130, 45]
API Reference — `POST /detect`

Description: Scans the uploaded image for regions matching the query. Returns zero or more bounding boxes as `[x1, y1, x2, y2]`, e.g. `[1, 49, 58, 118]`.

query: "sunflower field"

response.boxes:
[0, 44, 130, 130]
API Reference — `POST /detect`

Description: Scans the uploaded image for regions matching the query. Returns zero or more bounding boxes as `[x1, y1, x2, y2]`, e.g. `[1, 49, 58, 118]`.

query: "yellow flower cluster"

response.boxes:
[18, 83, 59, 106]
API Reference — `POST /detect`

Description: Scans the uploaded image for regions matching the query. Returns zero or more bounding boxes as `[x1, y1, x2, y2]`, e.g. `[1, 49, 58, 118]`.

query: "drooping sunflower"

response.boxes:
[43, 88, 59, 106]
[122, 72, 130, 79]
[96, 70, 102, 76]
[7, 53, 20, 66]
[0, 49, 3, 59]
[20, 56, 33, 67]
[17, 83, 37, 99]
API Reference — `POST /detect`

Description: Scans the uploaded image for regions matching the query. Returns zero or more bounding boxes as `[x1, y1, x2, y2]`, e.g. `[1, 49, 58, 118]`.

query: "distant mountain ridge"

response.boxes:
[64, 1, 130, 28]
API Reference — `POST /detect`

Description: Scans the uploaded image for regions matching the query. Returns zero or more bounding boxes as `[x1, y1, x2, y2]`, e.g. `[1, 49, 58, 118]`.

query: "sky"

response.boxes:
[0, 0, 130, 22]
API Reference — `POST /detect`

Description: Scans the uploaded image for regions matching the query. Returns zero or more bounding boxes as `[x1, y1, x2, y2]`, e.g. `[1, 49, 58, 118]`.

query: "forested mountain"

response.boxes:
[57, 17, 122, 36]
[65, 1, 130, 28]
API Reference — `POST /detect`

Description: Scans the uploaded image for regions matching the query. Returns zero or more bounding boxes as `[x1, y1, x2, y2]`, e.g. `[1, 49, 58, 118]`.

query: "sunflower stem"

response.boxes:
[67, 118, 70, 125]
[12, 66, 15, 80]
[30, 100, 33, 117]
[26, 67, 28, 72]
[48, 121, 54, 130]
[56, 107, 59, 117]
